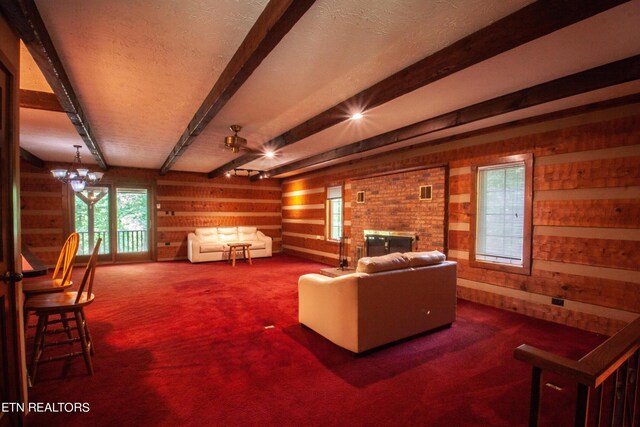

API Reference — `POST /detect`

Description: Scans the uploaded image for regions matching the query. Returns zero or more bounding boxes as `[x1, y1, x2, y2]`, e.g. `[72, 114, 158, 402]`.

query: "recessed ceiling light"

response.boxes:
[264, 151, 275, 159]
[350, 112, 364, 120]
[225, 171, 231, 178]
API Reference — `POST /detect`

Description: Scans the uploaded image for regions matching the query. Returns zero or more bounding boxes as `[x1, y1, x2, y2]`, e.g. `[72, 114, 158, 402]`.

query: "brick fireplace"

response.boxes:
[350, 167, 445, 263]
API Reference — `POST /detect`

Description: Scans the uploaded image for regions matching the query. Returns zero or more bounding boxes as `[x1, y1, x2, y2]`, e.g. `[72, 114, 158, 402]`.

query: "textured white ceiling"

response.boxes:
[28, 0, 269, 169]
[18, 0, 640, 177]
[20, 108, 92, 163]
[271, 82, 640, 178]
[173, 0, 534, 172]
[245, 2, 640, 172]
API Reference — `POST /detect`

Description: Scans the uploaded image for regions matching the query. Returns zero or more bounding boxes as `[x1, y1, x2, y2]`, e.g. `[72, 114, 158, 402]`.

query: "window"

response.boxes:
[470, 154, 532, 275]
[326, 185, 343, 241]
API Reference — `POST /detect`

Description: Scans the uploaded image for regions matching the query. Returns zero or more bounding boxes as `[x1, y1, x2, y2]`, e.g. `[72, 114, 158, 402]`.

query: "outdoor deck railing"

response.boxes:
[78, 230, 147, 255]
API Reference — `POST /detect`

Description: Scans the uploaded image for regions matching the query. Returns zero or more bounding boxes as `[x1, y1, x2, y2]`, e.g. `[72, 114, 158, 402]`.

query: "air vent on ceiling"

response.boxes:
[419, 185, 432, 201]
[356, 191, 365, 203]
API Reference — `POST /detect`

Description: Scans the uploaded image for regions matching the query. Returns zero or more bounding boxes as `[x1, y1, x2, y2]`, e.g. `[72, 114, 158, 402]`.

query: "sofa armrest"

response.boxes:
[188, 233, 201, 262]
[257, 230, 272, 254]
[298, 273, 363, 352]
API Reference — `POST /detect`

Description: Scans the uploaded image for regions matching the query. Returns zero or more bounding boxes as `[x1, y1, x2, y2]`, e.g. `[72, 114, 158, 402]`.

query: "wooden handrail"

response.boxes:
[515, 315, 640, 388]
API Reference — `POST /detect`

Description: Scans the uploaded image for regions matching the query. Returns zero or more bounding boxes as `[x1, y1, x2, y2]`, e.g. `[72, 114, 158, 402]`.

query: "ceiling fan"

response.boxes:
[224, 125, 255, 153]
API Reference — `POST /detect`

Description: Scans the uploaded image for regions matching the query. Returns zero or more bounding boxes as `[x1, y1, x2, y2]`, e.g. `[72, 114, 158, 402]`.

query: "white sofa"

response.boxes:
[187, 226, 272, 263]
[299, 251, 456, 353]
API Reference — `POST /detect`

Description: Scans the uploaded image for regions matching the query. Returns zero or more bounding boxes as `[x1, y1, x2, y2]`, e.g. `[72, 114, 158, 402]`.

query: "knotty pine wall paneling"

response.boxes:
[156, 173, 281, 260]
[19, 164, 282, 264]
[282, 104, 640, 336]
[20, 161, 66, 266]
[281, 180, 351, 265]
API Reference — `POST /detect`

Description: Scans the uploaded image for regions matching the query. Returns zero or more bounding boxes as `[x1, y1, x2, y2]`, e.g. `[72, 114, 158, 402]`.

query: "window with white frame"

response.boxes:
[470, 153, 532, 275]
[476, 163, 525, 264]
[326, 185, 343, 242]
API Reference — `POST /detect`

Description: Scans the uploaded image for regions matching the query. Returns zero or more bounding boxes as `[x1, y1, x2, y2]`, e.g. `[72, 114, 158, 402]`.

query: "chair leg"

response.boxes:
[60, 312, 73, 341]
[23, 305, 30, 331]
[30, 314, 48, 383]
[82, 311, 94, 356]
[74, 310, 93, 375]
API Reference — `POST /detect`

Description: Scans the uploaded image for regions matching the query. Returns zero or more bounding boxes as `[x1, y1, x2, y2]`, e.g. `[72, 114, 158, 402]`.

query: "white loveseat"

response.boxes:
[187, 226, 272, 263]
[299, 251, 456, 353]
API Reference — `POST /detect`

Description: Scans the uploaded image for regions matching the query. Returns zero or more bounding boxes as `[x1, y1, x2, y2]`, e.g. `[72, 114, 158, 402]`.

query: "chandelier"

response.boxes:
[50, 145, 104, 192]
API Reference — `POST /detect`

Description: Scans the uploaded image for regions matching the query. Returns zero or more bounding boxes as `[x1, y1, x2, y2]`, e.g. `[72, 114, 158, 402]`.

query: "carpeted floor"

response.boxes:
[24, 254, 605, 426]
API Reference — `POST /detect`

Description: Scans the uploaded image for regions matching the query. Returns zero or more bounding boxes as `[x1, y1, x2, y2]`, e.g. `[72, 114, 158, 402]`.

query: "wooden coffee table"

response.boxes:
[227, 243, 252, 267]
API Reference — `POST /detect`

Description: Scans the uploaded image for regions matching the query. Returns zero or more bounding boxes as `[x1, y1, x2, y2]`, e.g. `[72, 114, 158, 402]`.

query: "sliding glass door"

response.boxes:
[73, 183, 153, 263]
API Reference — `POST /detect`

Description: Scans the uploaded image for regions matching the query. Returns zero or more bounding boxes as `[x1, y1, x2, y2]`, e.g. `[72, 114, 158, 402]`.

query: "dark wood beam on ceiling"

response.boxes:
[256, 55, 640, 180]
[19, 89, 63, 112]
[0, 0, 108, 170]
[210, 0, 630, 179]
[158, 0, 316, 175]
[19, 147, 45, 168]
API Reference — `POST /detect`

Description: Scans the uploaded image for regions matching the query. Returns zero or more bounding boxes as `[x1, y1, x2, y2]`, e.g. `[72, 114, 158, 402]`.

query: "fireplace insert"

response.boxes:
[364, 231, 414, 256]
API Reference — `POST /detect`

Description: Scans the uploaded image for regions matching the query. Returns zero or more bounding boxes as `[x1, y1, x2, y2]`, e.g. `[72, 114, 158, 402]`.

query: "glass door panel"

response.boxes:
[74, 186, 111, 256]
[117, 188, 149, 255]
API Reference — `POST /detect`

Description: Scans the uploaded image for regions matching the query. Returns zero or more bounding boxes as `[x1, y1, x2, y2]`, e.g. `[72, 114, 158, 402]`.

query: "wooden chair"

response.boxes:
[23, 232, 80, 296]
[26, 239, 101, 383]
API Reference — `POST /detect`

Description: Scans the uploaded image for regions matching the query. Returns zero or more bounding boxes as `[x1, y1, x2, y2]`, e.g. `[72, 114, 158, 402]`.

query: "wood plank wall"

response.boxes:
[281, 178, 351, 265]
[281, 104, 640, 336]
[20, 161, 67, 266]
[19, 165, 281, 265]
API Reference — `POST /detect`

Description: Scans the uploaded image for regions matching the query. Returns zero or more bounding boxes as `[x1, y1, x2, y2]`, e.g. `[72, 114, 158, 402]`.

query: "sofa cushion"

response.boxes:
[239, 226, 258, 241]
[195, 227, 218, 242]
[217, 227, 239, 243]
[356, 252, 410, 274]
[404, 250, 446, 267]
[200, 243, 226, 253]
[242, 240, 266, 250]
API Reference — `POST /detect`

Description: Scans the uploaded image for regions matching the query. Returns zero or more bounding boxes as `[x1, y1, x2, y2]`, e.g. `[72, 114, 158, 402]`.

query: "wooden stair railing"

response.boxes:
[515, 316, 640, 427]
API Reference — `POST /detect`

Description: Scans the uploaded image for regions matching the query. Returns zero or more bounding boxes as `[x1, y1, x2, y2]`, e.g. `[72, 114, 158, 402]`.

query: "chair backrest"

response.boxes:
[52, 232, 79, 286]
[74, 238, 101, 305]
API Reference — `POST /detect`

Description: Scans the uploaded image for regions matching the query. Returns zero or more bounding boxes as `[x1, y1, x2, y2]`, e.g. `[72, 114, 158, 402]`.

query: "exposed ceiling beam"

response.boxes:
[19, 147, 45, 168]
[256, 55, 640, 180]
[19, 89, 63, 112]
[0, 0, 108, 170]
[158, 0, 316, 175]
[210, 0, 630, 179]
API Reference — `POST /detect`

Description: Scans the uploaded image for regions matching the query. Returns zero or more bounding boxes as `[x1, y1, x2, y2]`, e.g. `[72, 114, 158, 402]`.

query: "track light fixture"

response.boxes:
[223, 168, 264, 179]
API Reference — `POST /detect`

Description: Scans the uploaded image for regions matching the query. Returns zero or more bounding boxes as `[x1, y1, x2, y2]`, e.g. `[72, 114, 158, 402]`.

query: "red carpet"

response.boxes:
[25, 254, 605, 426]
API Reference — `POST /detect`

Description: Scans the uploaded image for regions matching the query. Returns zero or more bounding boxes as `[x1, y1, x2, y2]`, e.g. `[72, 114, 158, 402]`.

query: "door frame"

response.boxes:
[0, 41, 28, 427]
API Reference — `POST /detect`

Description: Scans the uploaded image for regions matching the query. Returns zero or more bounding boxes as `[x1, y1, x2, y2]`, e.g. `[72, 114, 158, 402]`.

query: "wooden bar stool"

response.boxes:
[26, 239, 101, 383]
